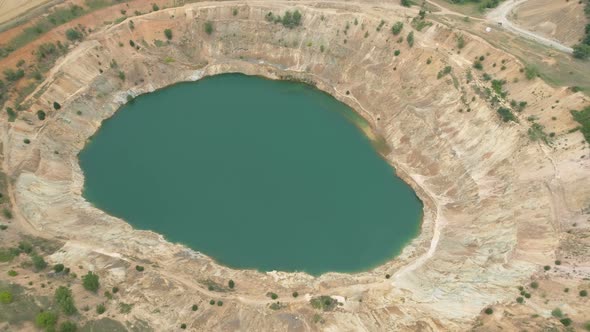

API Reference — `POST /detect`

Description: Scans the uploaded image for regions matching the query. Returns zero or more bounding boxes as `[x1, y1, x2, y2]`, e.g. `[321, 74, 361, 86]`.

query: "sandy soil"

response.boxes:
[0, 0, 54, 25]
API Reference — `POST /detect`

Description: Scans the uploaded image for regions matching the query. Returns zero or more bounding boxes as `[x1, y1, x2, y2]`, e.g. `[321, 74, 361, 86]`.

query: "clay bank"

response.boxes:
[3, 1, 590, 331]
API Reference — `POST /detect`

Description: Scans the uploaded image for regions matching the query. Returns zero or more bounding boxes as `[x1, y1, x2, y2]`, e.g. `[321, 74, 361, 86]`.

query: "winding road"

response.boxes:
[485, 0, 574, 53]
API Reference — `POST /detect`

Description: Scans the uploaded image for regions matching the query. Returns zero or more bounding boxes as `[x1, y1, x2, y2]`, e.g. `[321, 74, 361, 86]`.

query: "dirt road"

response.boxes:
[486, 0, 573, 54]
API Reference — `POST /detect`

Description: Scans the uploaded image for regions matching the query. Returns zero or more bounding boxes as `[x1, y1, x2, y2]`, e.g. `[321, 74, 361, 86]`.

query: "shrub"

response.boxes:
[497, 107, 517, 123]
[530, 281, 539, 289]
[24, 138, 31, 144]
[152, 3, 159, 11]
[217, 300, 223, 306]
[6, 108, 17, 122]
[571, 106, 590, 143]
[119, 302, 133, 314]
[555, 260, 561, 265]
[524, 65, 539, 80]
[573, 43, 590, 59]
[310, 296, 338, 311]
[37, 110, 46, 120]
[112, 286, 119, 293]
[269, 292, 278, 300]
[59, 321, 77, 332]
[281, 10, 302, 28]
[55, 286, 77, 315]
[54, 263, 65, 273]
[164, 29, 172, 40]
[544, 265, 551, 271]
[180, 323, 187, 329]
[391, 22, 403, 35]
[551, 308, 563, 318]
[0, 291, 12, 304]
[233, 8, 238, 16]
[65, 28, 83, 41]
[228, 279, 235, 289]
[406, 31, 414, 47]
[209, 300, 215, 305]
[32, 254, 48, 271]
[580, 290, 588, 297]
[8, 270, 17, 276]
[82, 271, 100, 292]
[53, 101, 61, 110]
[96, 303, 106, 314]
[401, 0, 412, 7]
[385, 274, 391, 279]
[192, 304, 198, 311]
[129, 40, 135, 47]
[35, 311, 58, 330]
[394, 50, 400, 56]
[457, 34, 465, 49]
[484, 307, 493, 315]
[204, 22, 213, 35]
[135, 265, 144, 272]
[292, 291, 299, 298]
[118, 71, 125, 80]
[560, 318, 573, 326]
[516, 296, 524, 303]
[473, 60, 483, 70]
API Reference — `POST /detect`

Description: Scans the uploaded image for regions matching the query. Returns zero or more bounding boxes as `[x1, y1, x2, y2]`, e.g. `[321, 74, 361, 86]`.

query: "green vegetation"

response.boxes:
[118, 71, 125, 81]
[0, 291, 13, 304]
[484, 307, 493, 315]
[180, 323, 187, 329]
[524, 65, 539, 80]
[570, 106, 590, 143]
[55, 286, 77, 315]
[59, 321, 77, 332]
[209, 300, 215, 305]
[233, 8, 239, 16]
[53, 102, 61, 110]
[6, 108, 17, 122]
[54, 264, 65, 273]
[65, 28, 83, 41]
[491, 79, 506, 97]
[228, 280, 235, 289]
[135, 265, 144, 272]
[551, 308, 563, 318]
[394, 50, 401, 56]
[164, 29, 173, 40]
[473, 60, 483, 70]
[406, 31, 414, 47]
[4, 68, 25, 82]
[281, 10, 302, 28]
[437, 66, 452, 79]
[204, 22, 213, 35]
[530, 281, 539, 289]
[560, 318, 573, 326]
[457, 34, 465, 49]
[580, 290, 588, 297]
[152, 3, 159, 11]
[35, 311, 58, 331]
[528, 123, 549, 144]
[391, 22, 404, 35]
[31, 254, 47, 271]
[269, 292, 278, 300]
[192, 304, 198, 311]
[497, 107, 517, 123]
[310, 296, 338, 311]
[516, 296, 524, 303]
[96, 303, 106, 314]
[217, 300, 223, 306]
[119, 302, 133, 314]
[82, 272, 100, 292]
[8, 270, 18, 277]
[292, 291, 299, 298]
[445, 0, 503, 11]
[401, 0, 412, 7]
[37, 110, 46, 121]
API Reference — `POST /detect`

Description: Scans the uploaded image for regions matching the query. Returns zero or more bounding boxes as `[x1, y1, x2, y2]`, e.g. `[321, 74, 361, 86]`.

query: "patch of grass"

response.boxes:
[570, 106, 590, 143]
[118, 302, 133, 314]
[524, 65, 539, 80]
[528, 123, 549, 144]
[0, 281, 45, 324]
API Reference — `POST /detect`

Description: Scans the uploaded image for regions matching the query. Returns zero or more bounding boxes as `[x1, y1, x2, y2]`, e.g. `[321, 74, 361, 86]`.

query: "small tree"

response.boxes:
[65, 28, 83, 41]
[406, 31, 414, 47]
[204, 22, 213, 35]
[164, 29, 173, 40]
[59, 321, 77, 332]
[37, 110, 46, 120]
[82, 271, 100, 292]
[54, 263, 65, 273]
[152, 3, 159, 11]
[228, 280, 235, 289]
[484, 307, 493, 315]
[53, 101, 61, 110]
[573, 43, 590, 59]
[192, 304, 198, 311]
[135, 265, 144, 272]
[391, 22, 403, 35]
[35, 312, 58, 330]
[401, 0, 411, 7]
[55, 286, 77, 315]
[32, 254, 48, 271]
[96, 303, 106, 314]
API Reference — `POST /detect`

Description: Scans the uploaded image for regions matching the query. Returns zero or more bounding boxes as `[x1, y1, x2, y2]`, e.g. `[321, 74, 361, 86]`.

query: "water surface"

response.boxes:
[79, 74, 422, 275]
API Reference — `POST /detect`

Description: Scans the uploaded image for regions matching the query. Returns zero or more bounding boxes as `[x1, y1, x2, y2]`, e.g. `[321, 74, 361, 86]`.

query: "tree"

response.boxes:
[3, 68, 25, 82]
[96, 303, 106, 314]
[204, 22, 213, 35]
[35, 312, 58, 330]
[55, 286, 77, 315]
[228, 280, 235, 289]
[391, 22, 403, 35]
[281, 10, 302, 28]
[65, 28, 83, 41]
[37, 110, 46, 120]
[54, 263, 64, 273]
[53, 101, 61, 110]
[401, 0, 411, 7]
[573, 43, 590, 59]
[59, 321, 77, 332]
[82, 271, 100, 292]
[164, 29, 173, 40]
[192, 304, 198, 311]
[406, 31, 414, 47]
[152, 3, 159, 11]
[32, 254, 48, 271]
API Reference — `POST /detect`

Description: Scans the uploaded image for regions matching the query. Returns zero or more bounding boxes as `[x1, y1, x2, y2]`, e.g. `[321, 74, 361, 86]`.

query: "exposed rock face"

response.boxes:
[3, 1, 589, 331]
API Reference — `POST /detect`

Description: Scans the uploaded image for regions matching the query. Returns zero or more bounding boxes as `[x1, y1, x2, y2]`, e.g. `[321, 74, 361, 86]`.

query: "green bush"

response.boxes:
[516, 296, 524, 303]
[37, 110, 46, 120]
[217, 300, 223, 306]
[391, 22, 403, 35]
[209, 299, 215, 305]
[32, 254, 48, 271]
[35, 311, 58, 330]
[406, 31, 414, 47]
[581, 290, 588, 297]
[401, 0, 412, 7]
[204, 22, 213, 35]
[180, 323, 187, 329]
[573, 43, 590, 59]
[0, 291, 13, 304]
[4, 68, 25, 82]
[269, 292, 278, 300]
[135, 265, 144, 272]
[473, 60, 483, 70]
[457, 34, 465, 49]
[82, 271, 100, 292]
[65, 28, 83, 41]
[497, 107, 517, 123]
[524, 65, 539, 80]
[560, 318, 573, 326]
[292, 291, 299, 298]
[54, 263, 65, 273]
[55, 286, 77, 315]
[53, 101, 61, 110]
[394, 50, 400, 56]
[551, 308, 563, 318]
[228, 279, 235, 289]
[7, 270, 17, 276]
[571, 106, 590, 143]
[59, 321, 77, 332]
[112, 286, 119, 293]
[192, 304, 198, 311]
[281, 10, 302, 28]
[530, 281, 539, 289]
[118, 71, 125, 81]
[152, 3, 159, 11]
[164, 29, 172, 40]
[96, 303, 106, 314]
[484, 307, 493, 315]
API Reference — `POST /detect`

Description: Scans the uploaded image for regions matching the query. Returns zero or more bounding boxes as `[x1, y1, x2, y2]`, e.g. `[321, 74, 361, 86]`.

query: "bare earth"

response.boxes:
[0, 0, 589, 331]
[0, 0, 53, 25]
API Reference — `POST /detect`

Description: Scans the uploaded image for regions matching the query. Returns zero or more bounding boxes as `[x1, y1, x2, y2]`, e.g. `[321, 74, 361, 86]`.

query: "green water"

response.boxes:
[79, 74, 422, 275]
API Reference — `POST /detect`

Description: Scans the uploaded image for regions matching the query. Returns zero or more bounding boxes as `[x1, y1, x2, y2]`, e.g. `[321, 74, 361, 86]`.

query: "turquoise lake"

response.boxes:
[79, 74, 422, 275]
